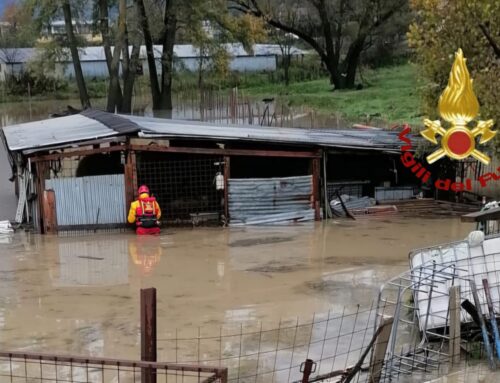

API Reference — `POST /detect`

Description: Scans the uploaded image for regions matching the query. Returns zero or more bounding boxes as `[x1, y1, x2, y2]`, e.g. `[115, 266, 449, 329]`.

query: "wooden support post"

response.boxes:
[35, 161, 48, 234]
[124, 151, 135, 212]
[312, 157, 321, 221]
[223, 156, 230, 223]
[368, 316, 394, 383]
[449, 286, 461, 365]
[131, 151, 138, 195]
[141, 288, 157, 383]
[42, 190, 57, 234]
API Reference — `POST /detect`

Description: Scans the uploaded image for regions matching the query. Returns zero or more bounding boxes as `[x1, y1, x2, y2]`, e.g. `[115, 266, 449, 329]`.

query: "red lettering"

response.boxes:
[422, 171, 431, 183]
[435, 179, 451, 190]
[451, 182, 465, 192]
[416, 167, 427, 179]
[478, 173, 500, 187]
[401, 151, 416, 168]
[466, 178, 472, 190]
[398, 126, 412, 152]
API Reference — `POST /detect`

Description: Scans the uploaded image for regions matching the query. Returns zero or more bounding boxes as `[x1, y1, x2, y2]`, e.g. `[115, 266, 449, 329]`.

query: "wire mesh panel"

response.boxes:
[136, 153, 224, 224]
[0, 352, 227, 383]
[156, 304, 379, 383]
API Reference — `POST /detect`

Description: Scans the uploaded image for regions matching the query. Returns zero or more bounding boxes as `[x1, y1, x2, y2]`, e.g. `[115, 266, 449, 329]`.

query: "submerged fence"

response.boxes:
[157, 304, 379, 383]
[0, 351, 228, 383]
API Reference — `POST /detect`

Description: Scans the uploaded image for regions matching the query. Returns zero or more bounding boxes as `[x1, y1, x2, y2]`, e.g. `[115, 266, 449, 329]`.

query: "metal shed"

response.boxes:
[1, 110, 410, 232]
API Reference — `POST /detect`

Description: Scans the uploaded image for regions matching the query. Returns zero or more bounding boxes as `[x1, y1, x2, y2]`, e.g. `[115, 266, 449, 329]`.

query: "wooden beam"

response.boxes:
[129, 144, 320, 158]
[124, 151, 135, 214]
[35, 161, 48, 234]
[29, 145, 126, 162]
[368, 316, 394, 383]
[449, 286, 461, 365]
[223, 156, 230, 223]
[462, 207, 500, 222]
[42, 190, 57, 234]
[312, 157, 321, 220]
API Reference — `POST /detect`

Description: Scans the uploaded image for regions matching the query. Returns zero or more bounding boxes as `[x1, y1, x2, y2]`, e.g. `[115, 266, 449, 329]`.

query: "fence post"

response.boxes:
[449, 286, 461, 365]
[368, 316, 394, 383]
[301, 359, 315, 383]
[141, 288, 157, 383]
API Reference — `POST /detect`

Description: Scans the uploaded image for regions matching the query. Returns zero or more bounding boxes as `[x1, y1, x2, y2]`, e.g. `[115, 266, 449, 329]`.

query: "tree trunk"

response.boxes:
[343, 35, 366, 89]
[122, 43, 141, 113]
[106, 0, 127, 112]
[137, 0, 161, 108]
[283, 55, 290, 86]
[159, 0, 177, 112]
[98, 0, 122, 108]
[62, 0, 90, 109]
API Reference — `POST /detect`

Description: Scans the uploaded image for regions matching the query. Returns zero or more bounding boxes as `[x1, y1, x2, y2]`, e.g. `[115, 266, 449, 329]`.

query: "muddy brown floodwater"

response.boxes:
[0, 217, 473, 363]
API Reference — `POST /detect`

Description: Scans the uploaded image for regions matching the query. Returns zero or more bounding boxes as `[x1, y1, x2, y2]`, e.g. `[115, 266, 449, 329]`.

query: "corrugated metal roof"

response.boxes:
[3, 114, 117, 151]
[0, 44, 305, 64]
[2, 110, 408, 152]
[123, 114, 404, 150]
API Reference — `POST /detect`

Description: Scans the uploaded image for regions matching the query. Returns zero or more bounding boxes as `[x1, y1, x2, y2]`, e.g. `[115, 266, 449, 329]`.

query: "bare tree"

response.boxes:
[62, 0, 90, 108]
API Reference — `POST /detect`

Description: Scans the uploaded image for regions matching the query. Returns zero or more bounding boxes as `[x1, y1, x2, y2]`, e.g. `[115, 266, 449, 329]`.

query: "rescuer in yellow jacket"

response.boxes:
[128, 185, 162, 235]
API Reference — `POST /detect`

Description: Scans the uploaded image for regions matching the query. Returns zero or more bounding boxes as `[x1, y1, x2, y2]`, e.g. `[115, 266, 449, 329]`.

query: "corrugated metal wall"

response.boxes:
[228, 175, 314, 224]
[46, 174, 126, 227]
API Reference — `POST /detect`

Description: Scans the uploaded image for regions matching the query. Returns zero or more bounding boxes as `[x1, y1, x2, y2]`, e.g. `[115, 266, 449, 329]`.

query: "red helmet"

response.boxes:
[138, 185, 150, 195]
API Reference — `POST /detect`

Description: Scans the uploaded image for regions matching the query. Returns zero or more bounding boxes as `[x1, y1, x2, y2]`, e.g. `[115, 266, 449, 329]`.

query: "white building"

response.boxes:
[0, 43, 306, 80]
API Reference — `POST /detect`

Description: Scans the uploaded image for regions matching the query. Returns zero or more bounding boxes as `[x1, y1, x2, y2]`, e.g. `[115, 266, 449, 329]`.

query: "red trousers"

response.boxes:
[136, 226, 161, 235]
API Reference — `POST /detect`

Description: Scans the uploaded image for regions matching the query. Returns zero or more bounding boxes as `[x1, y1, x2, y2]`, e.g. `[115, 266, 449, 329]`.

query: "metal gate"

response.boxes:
[45, 174, 126, 229]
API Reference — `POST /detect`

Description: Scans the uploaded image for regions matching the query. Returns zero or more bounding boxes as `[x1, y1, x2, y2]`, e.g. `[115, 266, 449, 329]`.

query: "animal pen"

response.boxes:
[0, 110, 412, 232]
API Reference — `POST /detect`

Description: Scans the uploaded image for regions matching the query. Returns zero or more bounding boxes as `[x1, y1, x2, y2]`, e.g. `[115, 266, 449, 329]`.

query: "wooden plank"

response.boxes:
[224, 156, 230, 222]
[141, 288, 157, 383]
[124, 151, 135, 212]
[368, 316, 394, 383]
[312, 157, 321, 220]
[29, 145, 126, 162]
[462, 207, 500, 222]
[129, 144, 321, 158]
[35, 161, 48, 234]
[42, 190, 57, 234]
[449, 286, 461, 365]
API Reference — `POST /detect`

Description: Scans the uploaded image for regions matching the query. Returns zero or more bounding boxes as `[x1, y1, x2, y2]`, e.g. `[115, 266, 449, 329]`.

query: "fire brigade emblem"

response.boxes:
[421, 49, 496, 165]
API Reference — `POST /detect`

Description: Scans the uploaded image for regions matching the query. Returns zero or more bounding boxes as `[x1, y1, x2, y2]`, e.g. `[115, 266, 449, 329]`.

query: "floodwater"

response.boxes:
[0, 218, 473, 360]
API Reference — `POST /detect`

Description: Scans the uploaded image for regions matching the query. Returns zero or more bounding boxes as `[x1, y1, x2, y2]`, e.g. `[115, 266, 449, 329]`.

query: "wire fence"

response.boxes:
[155, 303, 379, 383]
[0, 351, 228, 383]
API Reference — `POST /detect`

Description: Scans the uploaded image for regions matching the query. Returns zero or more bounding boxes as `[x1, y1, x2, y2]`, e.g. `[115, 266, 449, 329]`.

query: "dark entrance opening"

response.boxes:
[76, 153, 123, 177]
[136, 152, 223, 223]
[230, 156, 310, 178]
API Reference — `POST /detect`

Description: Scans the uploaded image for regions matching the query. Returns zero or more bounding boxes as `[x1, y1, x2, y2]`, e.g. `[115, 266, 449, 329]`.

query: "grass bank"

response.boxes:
[0, 63, 424, 127]
[237, 64, 424, 127]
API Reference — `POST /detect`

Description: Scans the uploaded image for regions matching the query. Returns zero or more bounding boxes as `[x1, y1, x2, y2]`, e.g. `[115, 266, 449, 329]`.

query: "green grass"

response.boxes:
[0, 63, 424, 127]
[238, 64, 425, 127]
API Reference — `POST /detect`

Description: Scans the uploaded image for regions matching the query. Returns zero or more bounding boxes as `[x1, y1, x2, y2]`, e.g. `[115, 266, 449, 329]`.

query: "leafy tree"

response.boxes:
[230, 0, 409, 90]
[408, 0, 499, 128]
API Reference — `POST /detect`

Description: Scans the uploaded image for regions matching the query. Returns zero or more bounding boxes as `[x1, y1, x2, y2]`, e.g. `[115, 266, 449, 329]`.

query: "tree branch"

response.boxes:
[478, 23, 500, 58]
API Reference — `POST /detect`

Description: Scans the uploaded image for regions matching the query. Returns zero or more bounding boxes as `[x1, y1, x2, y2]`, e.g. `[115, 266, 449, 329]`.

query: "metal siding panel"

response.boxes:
[228, 175, 313, 223]
[46, 175, 125, 227]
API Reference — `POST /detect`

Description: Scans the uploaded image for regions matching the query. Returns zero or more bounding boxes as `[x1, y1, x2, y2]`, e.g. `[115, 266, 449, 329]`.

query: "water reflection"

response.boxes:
[128, 236, 162, 276]
[55, 238, 129, 287]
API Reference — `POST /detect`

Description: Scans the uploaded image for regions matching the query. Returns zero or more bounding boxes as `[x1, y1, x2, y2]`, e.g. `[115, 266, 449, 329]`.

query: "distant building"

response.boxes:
[0, 43, 306, 80]
[39, 20, 102, 44]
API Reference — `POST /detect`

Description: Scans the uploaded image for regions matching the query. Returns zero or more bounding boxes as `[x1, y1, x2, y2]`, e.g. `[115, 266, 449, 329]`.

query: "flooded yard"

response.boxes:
[0, 218, 473, 361]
